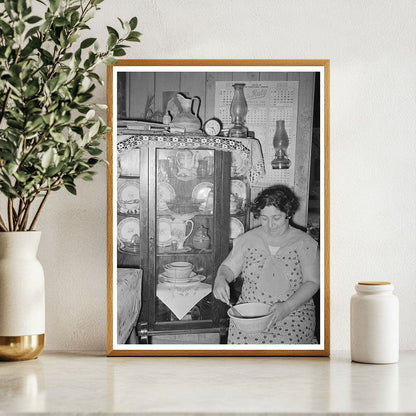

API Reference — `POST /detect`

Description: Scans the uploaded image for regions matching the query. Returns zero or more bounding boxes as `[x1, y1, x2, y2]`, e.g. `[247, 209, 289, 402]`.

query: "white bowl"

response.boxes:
[227, 302, 273, 334]
[163, 262, 193, 279]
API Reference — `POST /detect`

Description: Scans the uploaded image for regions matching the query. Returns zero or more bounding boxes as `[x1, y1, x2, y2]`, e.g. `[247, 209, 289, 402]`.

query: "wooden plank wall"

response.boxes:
[122, 72, 315, 227]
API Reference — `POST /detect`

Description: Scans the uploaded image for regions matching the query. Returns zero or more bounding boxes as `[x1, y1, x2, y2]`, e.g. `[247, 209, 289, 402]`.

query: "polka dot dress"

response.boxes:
[224, 227, 319, 345]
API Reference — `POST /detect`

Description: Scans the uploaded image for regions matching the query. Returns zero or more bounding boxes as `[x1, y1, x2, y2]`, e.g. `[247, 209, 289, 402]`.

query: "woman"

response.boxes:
[213, 184, 320, 344]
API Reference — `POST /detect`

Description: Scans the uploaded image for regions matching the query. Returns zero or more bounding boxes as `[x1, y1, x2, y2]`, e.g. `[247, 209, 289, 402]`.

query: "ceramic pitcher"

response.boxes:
[171, 93, 201, 132]
[170, 216, 194, 250]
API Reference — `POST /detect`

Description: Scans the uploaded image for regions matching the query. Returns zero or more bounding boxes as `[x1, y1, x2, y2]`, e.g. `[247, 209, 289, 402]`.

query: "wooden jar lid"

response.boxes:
[358, 281, 391, 285]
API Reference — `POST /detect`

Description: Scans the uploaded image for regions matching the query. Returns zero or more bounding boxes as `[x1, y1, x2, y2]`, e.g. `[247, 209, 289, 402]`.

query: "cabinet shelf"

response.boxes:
[118, 175, 140, 180]
[156, 248, 213, 256]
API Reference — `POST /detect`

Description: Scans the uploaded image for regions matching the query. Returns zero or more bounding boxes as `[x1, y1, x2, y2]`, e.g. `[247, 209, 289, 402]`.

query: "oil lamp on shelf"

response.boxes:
[271, 120, 291, 169]
[229, 83, 248, 138]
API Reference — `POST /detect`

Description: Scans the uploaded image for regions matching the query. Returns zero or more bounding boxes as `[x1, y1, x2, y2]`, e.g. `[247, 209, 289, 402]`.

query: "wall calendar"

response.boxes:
[214, 81, 299, 187]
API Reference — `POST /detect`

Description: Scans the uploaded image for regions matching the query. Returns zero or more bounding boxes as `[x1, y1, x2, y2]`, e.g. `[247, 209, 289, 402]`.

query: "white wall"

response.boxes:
[37, 0, 416, 352]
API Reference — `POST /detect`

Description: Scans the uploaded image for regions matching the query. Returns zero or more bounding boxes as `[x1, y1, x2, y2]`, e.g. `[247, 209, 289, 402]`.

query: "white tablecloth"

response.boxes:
[156, 282, 212, 320]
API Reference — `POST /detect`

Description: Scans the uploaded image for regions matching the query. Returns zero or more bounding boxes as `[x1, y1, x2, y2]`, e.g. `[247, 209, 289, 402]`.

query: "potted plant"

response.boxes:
[0, 0, 140, 360]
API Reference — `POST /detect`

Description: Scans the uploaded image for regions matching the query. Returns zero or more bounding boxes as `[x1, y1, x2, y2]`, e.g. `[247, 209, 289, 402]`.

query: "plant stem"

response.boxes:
[20, 200, 33, 231]
[29, 190, 50, 231]
[15, 199, 28, 231]
[7, 199, 14, 231]
[0, 214, 8, 232]
[14, 199, 23, 230]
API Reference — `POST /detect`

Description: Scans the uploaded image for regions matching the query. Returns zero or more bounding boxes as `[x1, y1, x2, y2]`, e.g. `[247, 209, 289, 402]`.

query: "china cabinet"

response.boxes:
[116, 133, 253, 344]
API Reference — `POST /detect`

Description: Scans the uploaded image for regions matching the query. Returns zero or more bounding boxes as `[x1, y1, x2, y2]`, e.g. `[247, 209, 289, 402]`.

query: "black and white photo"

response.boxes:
[107, 60, 329, 356]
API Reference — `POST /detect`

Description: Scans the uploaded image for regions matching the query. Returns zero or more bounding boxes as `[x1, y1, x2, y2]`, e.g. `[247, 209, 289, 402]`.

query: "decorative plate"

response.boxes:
[157, 218, 172, 247]
[230, 217, 245, 240]
[231, 179, 246, 200]
[158, 273, 206, 287]
[192, 182, 214, 201]
[118, 149, 140, 176]
[117, 217, 140, 244]
[231, 151, 250, 177]
[118, 180, 140, 213]
[157, 182, 176, 209]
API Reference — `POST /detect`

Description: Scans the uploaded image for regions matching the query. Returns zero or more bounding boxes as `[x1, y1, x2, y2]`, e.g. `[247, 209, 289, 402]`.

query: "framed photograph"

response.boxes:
[107, 60, 330, 356]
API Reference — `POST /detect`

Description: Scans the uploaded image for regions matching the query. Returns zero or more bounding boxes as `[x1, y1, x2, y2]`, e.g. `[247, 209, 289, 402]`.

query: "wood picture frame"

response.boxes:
[107, 60, 330, 356]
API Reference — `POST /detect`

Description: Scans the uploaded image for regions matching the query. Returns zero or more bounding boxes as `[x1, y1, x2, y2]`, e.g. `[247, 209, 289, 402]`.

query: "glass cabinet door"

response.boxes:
[153, 148, 217, 328]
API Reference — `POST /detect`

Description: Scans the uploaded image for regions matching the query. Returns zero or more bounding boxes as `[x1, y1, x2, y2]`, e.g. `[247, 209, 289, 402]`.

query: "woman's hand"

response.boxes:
[266, 301, 292, 330]
[213, 277, 230, 305]
[213, 265, 235, 305]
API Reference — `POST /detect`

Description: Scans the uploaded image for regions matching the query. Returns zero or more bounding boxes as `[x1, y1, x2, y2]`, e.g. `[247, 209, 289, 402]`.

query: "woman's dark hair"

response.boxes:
[251, 185, 300, 219]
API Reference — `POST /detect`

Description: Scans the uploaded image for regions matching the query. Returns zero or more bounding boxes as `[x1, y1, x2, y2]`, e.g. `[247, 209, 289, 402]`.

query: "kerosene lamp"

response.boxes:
[271, 120, 291, 169]
[229, 83, 248, 138]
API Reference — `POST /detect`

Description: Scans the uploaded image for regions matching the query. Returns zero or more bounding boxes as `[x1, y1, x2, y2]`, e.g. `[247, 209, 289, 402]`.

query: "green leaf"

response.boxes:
[87, 147, 102, 156]
[50, 131, 67, 143]
[5, 162, 18, 176]
[45, 165, 62, 177]
[126, 32, 141, 42]
[68, 33, 80, 44]
[116, 17, 125, 29]
[64, 183, 77, 195]
[85, 109, 95, 120]
[41, 148, 54, 169]
[103, 56, 117, 65]
[25, 117, 44, 133]
[80, 37, 96, 49]
[0, 20, 13, 35]
[17, 0, 26, 14]
[63, 146, 71, 160]
[42, 113, 54, 125]
[16, 21, 25, 35]
[129, 17, 138, 30]
[4, 1, 16, 19]
[107, 33, 117, 49]
[54, 17, 69, 27]
[113, 47, 126, 57]
[77, 171, 95, 181]
[26, 15, 42, 24]
[59, 29, 67, 47]
[70, 11, 80, 26]
[14, 171, 29, 183]
[24, 25, 40, 39]
[106, 26, 119, 38]
[49, 0, 60, 13]
[75, 93, 93, 104]
[88, 120, 100, 138]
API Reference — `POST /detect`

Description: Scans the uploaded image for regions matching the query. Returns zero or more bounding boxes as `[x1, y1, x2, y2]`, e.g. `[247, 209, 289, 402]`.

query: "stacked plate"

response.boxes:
[159, 261, 205, 286]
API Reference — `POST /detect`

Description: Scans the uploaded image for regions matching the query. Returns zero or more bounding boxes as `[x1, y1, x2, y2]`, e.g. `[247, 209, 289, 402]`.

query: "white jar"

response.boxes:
[350, 281, 399, 364]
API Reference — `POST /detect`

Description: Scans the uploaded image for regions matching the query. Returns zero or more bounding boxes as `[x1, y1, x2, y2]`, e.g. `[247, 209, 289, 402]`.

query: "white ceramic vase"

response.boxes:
[0, 231, 45, 361]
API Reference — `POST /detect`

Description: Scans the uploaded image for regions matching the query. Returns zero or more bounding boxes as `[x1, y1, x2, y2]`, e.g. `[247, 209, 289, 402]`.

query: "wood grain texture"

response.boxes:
[106, 64, 114, 355]
[180, 72, 207, 122]
[128, 72, 155, 119]
[154, 72, 180, 118]
[205, 72, 232, 120]
[293, 72, 315, 227]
